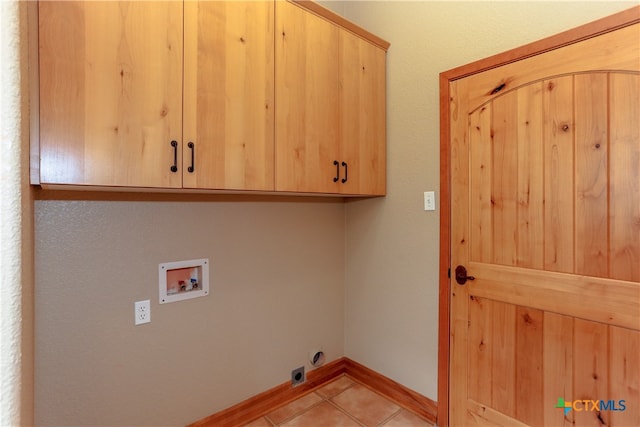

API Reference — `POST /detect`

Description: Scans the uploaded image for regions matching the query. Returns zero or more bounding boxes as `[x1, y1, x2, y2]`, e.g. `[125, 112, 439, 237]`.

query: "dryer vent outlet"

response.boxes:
[291, 366, 305, 387]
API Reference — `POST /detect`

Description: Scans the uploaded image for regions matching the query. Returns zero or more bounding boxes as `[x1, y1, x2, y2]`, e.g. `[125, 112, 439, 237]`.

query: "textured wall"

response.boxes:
[35, 199, 345, 426]
[20, 1, 36, 424]
[341, 0, 637, 400]
[0, 0, 23, 423]
[1, 1, 34, 425]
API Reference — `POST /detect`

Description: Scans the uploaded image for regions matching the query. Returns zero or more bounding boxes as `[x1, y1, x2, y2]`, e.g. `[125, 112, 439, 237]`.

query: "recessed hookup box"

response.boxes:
[159, 258, 210, 304]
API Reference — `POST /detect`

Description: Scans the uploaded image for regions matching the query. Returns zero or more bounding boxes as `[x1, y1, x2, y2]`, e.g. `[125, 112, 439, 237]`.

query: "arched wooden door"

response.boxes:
[441, 9, 639, 427]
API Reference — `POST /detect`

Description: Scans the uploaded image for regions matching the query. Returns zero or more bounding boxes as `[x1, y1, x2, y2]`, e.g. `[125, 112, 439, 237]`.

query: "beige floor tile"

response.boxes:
[265, 391, 323, 424]
[280, 401, 360, 427]
[330, 383, 400, 427]
[380, 409, 433, 426]
[315, 375, 356, 399]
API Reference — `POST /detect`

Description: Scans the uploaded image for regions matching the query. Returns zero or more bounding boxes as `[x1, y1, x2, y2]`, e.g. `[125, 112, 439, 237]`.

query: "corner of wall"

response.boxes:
[0, 0, 34, 425]
[20, 0, 35, 424]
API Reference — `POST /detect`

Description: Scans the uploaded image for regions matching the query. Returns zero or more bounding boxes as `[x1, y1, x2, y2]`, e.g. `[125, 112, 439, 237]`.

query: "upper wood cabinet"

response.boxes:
[275, 1, 388, 195]
[36, 1, 184, 188]
[32, 0, 387, 196]
[183, 1, 274, 191]
[34, 1, 274, 191]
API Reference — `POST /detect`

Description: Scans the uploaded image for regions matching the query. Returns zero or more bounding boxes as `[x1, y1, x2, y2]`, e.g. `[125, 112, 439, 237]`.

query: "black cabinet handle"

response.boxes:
[333, 160, 340, 182]
[187, 142, 195, 173]
[170, 140, 178, 173]
[341, 161, 348, 183]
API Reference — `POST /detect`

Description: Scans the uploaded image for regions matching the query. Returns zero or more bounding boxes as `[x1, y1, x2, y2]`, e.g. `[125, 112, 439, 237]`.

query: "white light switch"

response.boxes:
[424, 191, 436, 211]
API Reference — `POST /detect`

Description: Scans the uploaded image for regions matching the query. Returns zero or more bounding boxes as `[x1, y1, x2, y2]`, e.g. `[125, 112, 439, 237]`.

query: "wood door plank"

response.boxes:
[516, 83, 544, 269]
[491, 302, 516, 417]
[574, 319, 610, 427]
[468, 296, 493, 406]
[609, 73, 640, 282]
[543, 76, 575, 273]
[491, 91, 519, 266]
[469, 263, 640, 331]
[575, 73, 609, 278]
[543, 312, 574, 427]
[450, 280, 471, 427]
[467, 399, 530, 427]
[515, 307, 544, 426]
[449, 78, 472, 263]
[470, 105, 494, 263]
[449, 78, 472, 427]
[609, 326, 640, 427]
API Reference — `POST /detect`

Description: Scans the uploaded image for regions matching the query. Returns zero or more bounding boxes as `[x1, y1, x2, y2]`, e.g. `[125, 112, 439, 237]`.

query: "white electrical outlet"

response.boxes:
[134, 300, 151, 325]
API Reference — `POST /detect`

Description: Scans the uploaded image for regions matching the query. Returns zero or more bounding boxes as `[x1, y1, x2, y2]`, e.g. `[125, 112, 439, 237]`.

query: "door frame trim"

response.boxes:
[437, 6, 640, 426]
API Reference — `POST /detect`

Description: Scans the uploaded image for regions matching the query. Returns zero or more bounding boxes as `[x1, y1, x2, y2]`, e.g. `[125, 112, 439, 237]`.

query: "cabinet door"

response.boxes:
[340, 31, 387, 196]
[275, 0, 342, 194]
[183, 1, 275, 191]
[38, 1, 183, 187]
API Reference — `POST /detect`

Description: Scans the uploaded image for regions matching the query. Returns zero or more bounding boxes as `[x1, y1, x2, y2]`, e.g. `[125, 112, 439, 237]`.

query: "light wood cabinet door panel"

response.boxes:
[275, 0, 341, 194]
[340, 29, 387, 196]
[275, 0, 387, 195]
[183, 1, 274, 191]
[38, 1, 183, 188]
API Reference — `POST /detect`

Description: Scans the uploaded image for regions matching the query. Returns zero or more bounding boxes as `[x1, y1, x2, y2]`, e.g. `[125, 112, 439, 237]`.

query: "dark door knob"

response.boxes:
[455, 265, 475, 285]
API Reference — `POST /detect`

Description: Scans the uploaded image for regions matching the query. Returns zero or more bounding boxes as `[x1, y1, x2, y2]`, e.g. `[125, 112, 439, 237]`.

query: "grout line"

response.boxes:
[323, 378, 357, 399]
[267, 391, 325, 426]
[325, 398, 366, 427]
[376, 408, 402, 426]
[318, 376, 364, 426]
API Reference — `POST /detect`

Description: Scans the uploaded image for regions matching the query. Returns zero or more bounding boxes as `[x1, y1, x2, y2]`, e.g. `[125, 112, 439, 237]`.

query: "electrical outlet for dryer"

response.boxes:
[291, 366, 305, 387]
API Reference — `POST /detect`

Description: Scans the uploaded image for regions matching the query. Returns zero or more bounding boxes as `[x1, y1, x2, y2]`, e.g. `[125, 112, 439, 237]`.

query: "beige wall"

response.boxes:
[339, 0, 636, 400]
[34, 198, 345, 425]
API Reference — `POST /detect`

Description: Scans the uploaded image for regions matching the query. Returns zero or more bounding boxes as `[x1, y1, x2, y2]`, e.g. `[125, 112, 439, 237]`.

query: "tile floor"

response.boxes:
[243, 375, 434, 427]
